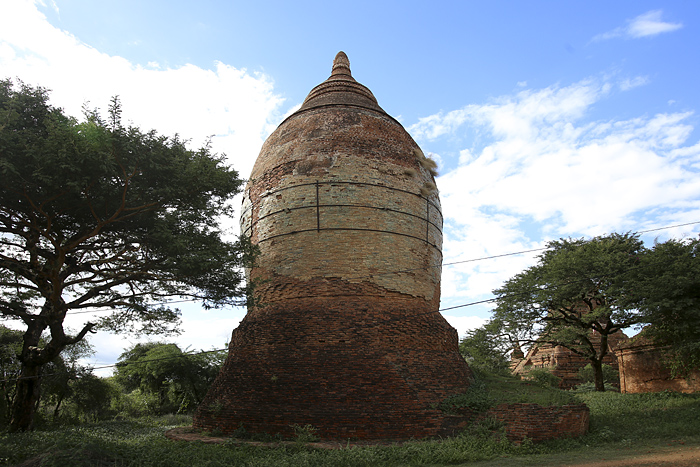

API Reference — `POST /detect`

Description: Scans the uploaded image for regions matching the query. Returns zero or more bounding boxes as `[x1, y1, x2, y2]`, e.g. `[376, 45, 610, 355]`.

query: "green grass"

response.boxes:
[2, 391, 700, 466]
[440, 369, 578, 413]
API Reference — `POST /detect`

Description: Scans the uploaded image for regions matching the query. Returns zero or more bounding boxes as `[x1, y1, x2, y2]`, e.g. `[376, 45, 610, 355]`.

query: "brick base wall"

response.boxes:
[440, 403, 590, 443]
[617, 342, 700, 394]
[193, 280, 473, 440]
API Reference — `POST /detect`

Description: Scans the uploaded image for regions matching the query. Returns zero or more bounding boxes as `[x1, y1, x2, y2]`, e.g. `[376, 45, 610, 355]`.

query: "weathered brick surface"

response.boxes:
[194, 52, 472, 440]
[440, 403, 590, 443]
[512, 331, 628, 389]
[616, 338, 700, 394]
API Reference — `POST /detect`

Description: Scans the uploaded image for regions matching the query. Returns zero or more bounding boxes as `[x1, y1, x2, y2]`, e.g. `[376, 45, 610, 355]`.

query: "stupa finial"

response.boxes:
[331, 51, 351, 77]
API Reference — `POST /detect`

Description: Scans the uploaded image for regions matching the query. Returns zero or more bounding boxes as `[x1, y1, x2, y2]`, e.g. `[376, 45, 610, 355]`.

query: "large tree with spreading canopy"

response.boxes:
[0, 79, 254, 431]
[491, 233, 647, 391]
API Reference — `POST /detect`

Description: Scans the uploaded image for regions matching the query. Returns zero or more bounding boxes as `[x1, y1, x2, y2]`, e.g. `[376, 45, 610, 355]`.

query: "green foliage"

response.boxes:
[291, 424, 320, 443]
[113, 342, 225, 416]
[0, 324, 101, 426]
[633, 238, 700, 374]
[62, 374, 119, 423]
[459, 319, 513, 375]
[111, 388, 161, 418]
[0, 79, 253, 430]
[577, 363, 619, 385]
[492, 233, 647, 391]
[440, 377, 494, 413]
[440, 368, 576, 414]
[0, 325, 22, 424]
[524, 368, 562, 388]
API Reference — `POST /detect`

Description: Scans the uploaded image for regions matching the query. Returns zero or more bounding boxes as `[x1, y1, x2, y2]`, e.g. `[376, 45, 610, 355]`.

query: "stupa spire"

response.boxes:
[331, 51, 352, 77]
[296, 51, 384, 115]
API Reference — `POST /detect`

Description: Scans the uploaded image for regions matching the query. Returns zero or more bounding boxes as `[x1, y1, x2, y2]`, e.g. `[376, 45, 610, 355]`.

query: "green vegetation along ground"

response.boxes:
[2, 389, 700, 467]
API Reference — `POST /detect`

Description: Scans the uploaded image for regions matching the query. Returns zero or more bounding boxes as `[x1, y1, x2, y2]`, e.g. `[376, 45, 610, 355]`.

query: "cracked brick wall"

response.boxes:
[616, 338, 700, 394]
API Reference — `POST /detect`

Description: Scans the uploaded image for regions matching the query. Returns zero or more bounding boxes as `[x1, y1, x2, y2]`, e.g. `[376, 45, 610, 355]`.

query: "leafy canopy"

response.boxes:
[493, 233, 645, 352]
[114, 342, 225, 414]
[491, 233, 646, 391]
[635, 237, 700, 374]
[0, 78, 253, 430]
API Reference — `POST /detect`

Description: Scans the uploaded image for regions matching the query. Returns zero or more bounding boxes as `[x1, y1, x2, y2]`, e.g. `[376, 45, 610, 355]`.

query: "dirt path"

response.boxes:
[563, 444, 700, 467]
[165, 429, 700, 466]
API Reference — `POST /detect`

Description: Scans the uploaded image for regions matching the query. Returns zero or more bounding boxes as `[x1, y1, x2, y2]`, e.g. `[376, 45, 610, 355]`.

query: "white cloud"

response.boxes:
[412, 77, 700, 311]
[442, 314, 489, 340]
[620, 76, 649, 91]
[0, 0, 284, 181]
[593, 10, 682, 42]
[627, 10, 683, 38]
[0, 0, 283, 370]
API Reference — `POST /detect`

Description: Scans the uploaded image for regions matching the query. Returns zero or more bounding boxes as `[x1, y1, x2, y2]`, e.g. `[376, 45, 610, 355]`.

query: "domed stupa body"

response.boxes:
[194, 52, 471, 440]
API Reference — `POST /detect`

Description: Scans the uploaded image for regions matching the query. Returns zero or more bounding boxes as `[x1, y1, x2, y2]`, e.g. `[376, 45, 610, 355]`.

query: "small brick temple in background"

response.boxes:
[193, 52, 473, 440]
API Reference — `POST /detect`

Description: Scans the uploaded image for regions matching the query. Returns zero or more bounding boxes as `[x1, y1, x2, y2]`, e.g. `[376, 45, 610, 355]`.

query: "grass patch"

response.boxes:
[575, 389, 700, 443]
[2, 391, 700, 466]
[441, 369, 578, 414]
[0, 418, 544, 466]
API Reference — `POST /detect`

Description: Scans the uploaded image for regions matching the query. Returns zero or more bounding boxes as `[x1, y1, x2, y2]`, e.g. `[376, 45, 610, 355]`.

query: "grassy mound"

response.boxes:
[441, 369, 579, 414]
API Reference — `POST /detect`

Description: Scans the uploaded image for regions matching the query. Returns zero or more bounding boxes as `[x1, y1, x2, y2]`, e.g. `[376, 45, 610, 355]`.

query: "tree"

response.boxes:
[491, 233, 646, 391]
[0, 79, 254, 431]
[0, 324, 93, 426]
[635, 237, 700, 375]
[114, 342, 225, 414]
[458, 318, 514, 374]
[66, 373, 118, 422]
[41, 338, 95, 421]
[0, 325, 23, 425]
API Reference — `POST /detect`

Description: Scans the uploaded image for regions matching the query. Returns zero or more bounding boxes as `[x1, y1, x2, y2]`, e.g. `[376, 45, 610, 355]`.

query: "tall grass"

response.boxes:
[576, 390, 700, 443]
[2, 392, 700, 466]
[0, 416, 542, 467]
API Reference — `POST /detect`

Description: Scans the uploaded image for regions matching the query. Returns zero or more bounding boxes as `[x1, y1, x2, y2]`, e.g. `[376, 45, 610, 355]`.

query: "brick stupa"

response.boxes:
[193, 52, 472, 440]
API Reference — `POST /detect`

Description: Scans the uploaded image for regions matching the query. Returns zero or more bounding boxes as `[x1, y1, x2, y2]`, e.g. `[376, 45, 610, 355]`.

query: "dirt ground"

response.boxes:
[560, 445, 700, 467]
[165, 428, 700, 466]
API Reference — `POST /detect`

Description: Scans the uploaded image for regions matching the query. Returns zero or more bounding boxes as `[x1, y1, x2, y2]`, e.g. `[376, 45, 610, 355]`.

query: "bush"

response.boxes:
[524, 368, 562, 388]
[111, 389, 161, 418]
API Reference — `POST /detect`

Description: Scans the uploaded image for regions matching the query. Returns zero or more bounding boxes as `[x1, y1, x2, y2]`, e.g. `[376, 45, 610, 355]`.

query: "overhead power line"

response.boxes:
[10, 219, 700, 318]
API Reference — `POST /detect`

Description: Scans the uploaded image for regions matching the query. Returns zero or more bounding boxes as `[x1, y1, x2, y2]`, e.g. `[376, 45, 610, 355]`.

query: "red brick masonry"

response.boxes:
[193, 52, 590, 443]
[193, 52, 472, 440]
[441, 403, 590, 443]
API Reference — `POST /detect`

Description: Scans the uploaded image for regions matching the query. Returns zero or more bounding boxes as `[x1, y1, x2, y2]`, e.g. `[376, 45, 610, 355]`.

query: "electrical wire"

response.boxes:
[50, 219, 700, 317]
[1, 219, 698, 383]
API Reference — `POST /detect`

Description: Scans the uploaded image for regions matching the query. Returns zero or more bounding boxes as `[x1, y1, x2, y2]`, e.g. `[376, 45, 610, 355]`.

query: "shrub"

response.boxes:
[291, 424, 319, 443]
[524, 368, 562, 388]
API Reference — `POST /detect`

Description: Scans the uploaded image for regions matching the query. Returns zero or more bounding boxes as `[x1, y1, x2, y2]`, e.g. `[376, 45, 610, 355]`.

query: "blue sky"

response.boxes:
[1, 0, 699, 373]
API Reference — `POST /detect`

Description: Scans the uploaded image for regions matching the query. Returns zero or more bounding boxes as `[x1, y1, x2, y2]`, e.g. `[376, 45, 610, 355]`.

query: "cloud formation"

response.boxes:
[0, 0, 284, 370]
[593, 10, 683, 42]
[0, 0, 284, 180]
[410, 77, 700, 319]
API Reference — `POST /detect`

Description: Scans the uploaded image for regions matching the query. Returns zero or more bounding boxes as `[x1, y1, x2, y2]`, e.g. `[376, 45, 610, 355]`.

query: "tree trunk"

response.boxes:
[53, 393, 65, 421]
[9, 364, 41, 432]
[592, 358, 605, 392]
